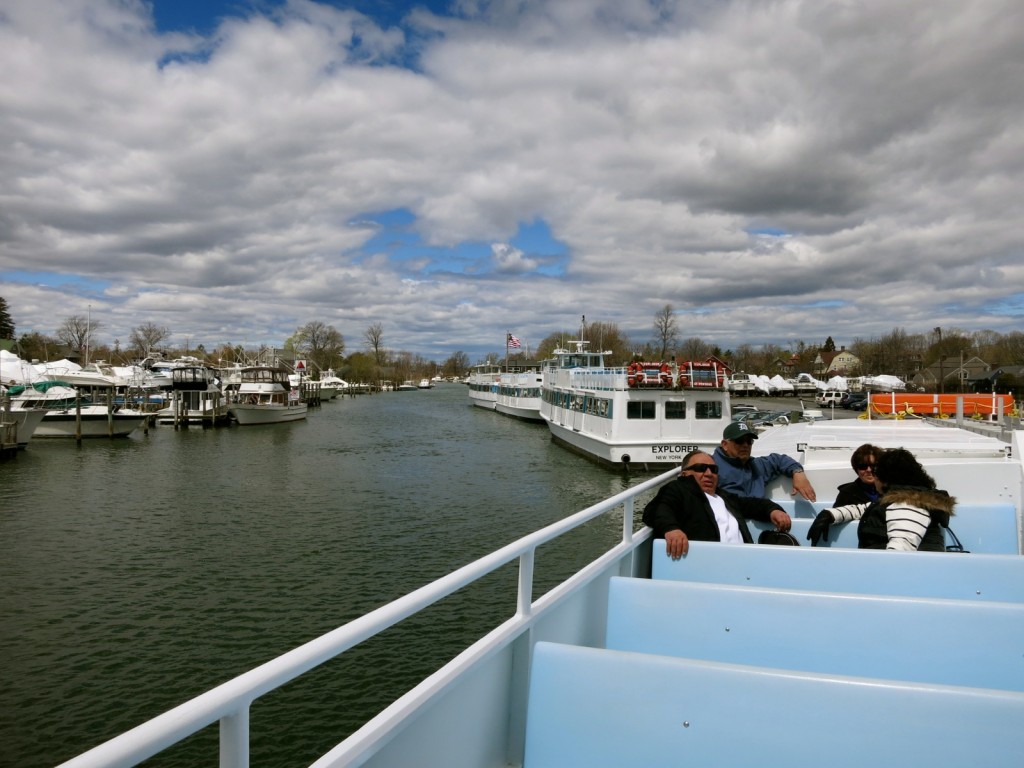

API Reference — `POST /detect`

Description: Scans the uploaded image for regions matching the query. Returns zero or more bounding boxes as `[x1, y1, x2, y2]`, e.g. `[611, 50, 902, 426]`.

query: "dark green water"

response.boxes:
[0, 384, 647, 767]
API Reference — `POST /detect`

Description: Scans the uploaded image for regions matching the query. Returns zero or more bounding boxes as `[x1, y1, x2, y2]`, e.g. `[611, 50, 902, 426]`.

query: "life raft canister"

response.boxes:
[659, 362, 673, 387]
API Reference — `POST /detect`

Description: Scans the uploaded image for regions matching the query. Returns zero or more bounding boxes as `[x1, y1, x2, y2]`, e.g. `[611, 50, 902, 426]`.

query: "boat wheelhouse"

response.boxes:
[539, 341, 731, 469]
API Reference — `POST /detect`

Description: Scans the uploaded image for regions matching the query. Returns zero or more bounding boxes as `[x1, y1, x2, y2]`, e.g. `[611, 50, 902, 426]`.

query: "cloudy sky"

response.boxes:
[2, 0, 1022, 363]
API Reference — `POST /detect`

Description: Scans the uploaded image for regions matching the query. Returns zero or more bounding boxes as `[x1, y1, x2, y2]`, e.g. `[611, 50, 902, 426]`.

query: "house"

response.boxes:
[967, 365, 1024, 395]
[910, 356, 991, 392]
[813, 346, 861, 376]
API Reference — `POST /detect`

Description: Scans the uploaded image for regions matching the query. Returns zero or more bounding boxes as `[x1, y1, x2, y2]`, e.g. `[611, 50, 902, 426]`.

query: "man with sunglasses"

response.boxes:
[713, 422, 817, 502]
[643, 450, 792, 559]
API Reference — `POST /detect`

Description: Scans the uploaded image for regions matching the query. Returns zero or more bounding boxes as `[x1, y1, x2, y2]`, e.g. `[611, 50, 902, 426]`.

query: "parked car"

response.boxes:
[816, 390, 844, 407]
[843, 393, 868, 410]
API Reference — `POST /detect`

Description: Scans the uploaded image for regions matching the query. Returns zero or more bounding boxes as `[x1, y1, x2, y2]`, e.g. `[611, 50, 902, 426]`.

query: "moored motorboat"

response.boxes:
[228, 367, 307, 425]
[6, 381, 147, 438]
[0, 404, 46, 448]
[540, 340, 731, 469]
[57, 415, 1024, 767]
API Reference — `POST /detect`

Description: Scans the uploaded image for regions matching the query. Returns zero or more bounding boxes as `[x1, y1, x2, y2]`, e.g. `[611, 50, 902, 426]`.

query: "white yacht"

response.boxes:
[540, 340, 731, 469]
[228, 367, 307, 425]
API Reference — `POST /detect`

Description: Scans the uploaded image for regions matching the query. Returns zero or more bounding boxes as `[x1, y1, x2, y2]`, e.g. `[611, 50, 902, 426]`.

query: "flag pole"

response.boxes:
[505, 332, 509, 372]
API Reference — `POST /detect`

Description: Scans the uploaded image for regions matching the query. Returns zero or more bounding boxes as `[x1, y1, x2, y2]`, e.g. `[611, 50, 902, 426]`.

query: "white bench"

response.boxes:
[605, 576, 1024, 691]
[524, 641, 1024, 768]
[650, 540, 1024, 602]
[753, 501, 1018, 553]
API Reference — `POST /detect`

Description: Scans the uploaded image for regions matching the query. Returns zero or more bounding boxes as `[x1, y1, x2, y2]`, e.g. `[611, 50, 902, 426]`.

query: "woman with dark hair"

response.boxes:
[834, 443, 883, 507]
[807, 448, 955, 551]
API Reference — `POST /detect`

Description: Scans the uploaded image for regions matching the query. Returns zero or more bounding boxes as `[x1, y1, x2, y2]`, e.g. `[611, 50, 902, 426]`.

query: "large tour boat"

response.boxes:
[57, 406, 1024, 767]
[539, 340, 731, 469]
[468, 360, 544, 422]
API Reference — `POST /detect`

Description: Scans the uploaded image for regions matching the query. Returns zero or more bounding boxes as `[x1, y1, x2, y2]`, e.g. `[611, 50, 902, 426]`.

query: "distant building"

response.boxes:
[813, 346, 861, 376]
[910, 356, 991, 392]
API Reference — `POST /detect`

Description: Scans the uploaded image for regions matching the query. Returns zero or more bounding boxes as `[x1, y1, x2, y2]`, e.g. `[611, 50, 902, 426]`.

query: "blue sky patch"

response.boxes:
[2, 271, 111, 294]
[349, 208, 569, 278]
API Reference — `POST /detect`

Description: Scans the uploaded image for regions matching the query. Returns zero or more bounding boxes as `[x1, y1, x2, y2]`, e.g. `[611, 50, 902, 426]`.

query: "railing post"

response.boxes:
[622, 497, 634, 543]
[517, 550, 535, 617]
[220, 706, 250, 768]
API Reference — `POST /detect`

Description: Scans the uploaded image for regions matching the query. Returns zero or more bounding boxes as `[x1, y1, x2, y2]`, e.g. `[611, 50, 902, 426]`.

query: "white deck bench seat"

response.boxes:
[751, 502, 1018, 553]
[650, 540, 1024, 602]
[605, 577, 1024, 691]
[523, 641, 1024, 768]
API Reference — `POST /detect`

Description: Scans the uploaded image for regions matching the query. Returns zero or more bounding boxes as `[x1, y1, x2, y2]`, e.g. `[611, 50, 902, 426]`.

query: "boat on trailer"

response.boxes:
[539, 340, 731, 469]
[57, 410, 1024, 768]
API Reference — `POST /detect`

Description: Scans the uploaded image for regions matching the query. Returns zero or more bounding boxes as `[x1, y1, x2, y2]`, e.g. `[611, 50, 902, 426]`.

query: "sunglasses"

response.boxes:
[683, 463, 719, 475]
[855, 463, 876, 472]
[731, 437, 755, 446]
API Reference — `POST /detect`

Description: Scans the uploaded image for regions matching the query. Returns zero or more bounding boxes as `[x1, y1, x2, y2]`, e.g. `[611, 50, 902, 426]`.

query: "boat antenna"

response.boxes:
[580, 315, 585, 343]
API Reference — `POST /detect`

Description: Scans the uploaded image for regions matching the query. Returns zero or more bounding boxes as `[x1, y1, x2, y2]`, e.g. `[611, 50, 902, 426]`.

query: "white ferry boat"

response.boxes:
[539, 340, 731, 469]
[228, 367, 307, 425]
[495, 367, 544, 422]
[466, 362, 502, 410]
[58, 411, 1024, 768]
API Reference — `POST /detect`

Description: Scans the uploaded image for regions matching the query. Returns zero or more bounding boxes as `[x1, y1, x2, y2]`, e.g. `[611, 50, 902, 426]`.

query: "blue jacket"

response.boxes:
[712, 446, 803, 498]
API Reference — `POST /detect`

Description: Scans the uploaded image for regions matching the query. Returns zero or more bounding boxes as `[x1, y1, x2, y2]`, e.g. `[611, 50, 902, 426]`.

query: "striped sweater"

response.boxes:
[828, 486, 956, 552]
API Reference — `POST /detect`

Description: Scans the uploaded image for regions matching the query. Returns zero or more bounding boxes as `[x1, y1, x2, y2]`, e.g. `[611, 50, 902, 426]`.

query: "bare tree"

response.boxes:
[678, 337, 713, 361]
[293, 321, 345, 372]
[130, 322, 171, 359]
[56, 314, 100, 359]
[364, 322, 386, 366]
[652, 304, 679, 360]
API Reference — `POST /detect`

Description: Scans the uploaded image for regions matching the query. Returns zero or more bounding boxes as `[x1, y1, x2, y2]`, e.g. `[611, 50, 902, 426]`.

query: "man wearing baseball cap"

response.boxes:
[714, 421, 817, 501]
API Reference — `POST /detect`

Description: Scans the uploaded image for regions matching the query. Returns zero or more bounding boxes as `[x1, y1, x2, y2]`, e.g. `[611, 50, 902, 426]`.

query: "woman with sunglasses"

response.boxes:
[643, 450, 792, 559]
[834, 443, 883, 507]
[807, 447, 955, 551]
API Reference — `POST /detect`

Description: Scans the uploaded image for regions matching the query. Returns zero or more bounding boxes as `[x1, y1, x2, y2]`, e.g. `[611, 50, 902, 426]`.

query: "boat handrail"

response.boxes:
[59, 468, 679, 768]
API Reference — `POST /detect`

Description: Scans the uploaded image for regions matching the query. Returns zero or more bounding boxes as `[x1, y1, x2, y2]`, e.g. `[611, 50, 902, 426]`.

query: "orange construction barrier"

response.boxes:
[868, 393, 1015, 418]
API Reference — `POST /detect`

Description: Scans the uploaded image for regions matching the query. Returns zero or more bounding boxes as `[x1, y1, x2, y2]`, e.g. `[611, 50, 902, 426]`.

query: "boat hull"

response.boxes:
[4, 408, 47, 447]
[230, 404, 308, 425]
[543, 418, 719, 468]
[34, 409, 147, 438]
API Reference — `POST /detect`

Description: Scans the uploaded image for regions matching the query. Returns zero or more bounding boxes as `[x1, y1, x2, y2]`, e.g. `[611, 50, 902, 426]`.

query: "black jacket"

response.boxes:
[834, 479, 880, 507]
[643, 475, 784, 544]
[858, 486, 954, 552]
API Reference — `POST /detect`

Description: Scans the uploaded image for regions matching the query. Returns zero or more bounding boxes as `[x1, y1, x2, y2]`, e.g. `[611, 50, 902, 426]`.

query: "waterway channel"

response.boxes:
[1, 383, 647, 767]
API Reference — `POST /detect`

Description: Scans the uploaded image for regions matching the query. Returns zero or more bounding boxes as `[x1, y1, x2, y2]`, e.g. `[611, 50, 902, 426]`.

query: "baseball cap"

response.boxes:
[723, 421, 758, 441]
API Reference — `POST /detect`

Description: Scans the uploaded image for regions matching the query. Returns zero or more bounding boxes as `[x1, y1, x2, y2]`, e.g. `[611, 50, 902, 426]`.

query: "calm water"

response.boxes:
[0, 384, 648, 767]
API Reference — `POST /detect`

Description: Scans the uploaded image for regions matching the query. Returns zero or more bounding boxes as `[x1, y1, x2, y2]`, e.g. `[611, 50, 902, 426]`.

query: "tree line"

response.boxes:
[3, 296, 1022, 384]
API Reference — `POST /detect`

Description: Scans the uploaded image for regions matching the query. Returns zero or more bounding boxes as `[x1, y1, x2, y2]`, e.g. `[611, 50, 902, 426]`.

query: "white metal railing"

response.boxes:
[59, 468, 677, 768]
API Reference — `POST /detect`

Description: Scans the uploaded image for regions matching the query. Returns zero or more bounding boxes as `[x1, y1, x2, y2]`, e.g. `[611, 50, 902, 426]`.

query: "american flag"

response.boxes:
[507, 334, 522, 348]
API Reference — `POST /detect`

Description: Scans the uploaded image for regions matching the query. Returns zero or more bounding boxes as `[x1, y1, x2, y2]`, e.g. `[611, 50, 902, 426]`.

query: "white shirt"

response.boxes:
[706, 492, 743, 543]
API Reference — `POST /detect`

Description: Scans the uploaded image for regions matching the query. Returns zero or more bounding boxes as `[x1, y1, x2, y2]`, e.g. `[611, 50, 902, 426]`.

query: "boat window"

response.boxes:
[665, 401, 687, 419]
[627, 401, 656, 419]
[695, 401, 723, 419]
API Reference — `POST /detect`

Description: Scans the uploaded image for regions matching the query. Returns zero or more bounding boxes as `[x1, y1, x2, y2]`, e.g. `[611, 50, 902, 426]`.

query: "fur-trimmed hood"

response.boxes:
[880, 485, 956, 516]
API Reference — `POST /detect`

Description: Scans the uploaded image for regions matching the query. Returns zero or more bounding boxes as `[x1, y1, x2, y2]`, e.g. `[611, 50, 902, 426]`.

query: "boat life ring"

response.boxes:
[627, 362, 644, 388]
[659, 363, 673, 387]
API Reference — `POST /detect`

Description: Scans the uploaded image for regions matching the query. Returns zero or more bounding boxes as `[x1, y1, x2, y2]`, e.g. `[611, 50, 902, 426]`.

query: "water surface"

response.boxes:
[0, 384, 648, 767]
